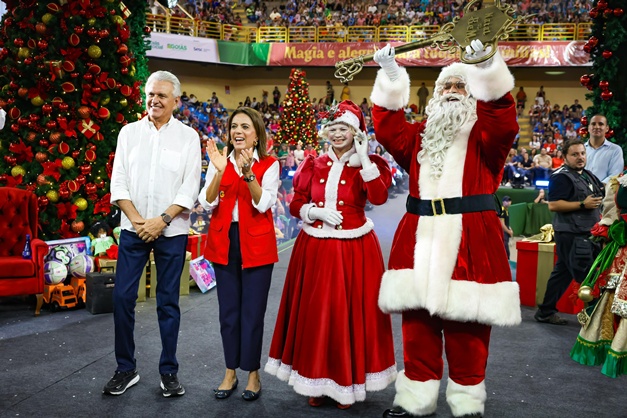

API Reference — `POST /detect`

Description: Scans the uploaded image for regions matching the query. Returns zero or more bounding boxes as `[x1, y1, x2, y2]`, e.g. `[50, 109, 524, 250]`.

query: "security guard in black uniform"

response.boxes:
[535, 139, 604, 325]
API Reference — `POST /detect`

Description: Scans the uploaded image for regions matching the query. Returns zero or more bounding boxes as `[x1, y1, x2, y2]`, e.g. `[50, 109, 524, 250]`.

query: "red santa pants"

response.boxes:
[402, 309, 491, 386]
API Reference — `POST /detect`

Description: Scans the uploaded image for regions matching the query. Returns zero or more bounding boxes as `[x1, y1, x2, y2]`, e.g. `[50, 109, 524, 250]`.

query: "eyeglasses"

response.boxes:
[442, 81, 467, 91]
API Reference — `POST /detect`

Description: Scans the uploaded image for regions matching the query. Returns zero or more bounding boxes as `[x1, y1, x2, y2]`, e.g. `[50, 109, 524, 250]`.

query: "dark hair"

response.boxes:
[226, 107, 269, 158]
[562, 138, 585, 156]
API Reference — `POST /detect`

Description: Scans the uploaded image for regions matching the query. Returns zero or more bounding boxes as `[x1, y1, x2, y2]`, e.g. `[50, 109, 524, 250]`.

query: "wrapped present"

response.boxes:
[515, 240, 584, 314]
[186, 234, 206, 259]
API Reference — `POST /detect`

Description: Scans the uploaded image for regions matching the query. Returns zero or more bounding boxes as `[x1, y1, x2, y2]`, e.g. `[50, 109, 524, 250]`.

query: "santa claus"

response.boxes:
[370, 40, 522, 418]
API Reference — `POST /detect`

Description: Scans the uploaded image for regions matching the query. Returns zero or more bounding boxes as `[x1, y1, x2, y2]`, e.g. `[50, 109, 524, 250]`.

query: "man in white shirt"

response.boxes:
[584, 114, 624, 183]
[105, 71, 201, 398]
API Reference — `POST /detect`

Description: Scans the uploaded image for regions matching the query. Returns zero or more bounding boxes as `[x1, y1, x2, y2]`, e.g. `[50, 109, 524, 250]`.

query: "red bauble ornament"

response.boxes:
[602, 50, 613, 59]
[71, 220, 85, 233]
[49, 131, 62, 143]
[99, 29, 110, 39]
[601, 90, 613, 100]
[120, 67, 129, 75]
[37, 39, 48, 50]
[24, 57, 33, 65]
[58, 142, 70, 154]
[598, 0, 608, 11]
[59, 189, 70, 200]
[76, 174, 86, 184]
[95, 178, 105, 188]
[578, 127, 588, 136]
[68, 33, 80, 47]
[38, 196, 49, 207]
[117, 44, 128, 55]
[39, 139, 49, 147]
[606, 129, 615, 138]
[42, 103, 53, 115]
[119, 55, 131, 67]
[589, 8, 599, 18]
[0, 174, 7, 183]
[67, 180, 79, 193]
[29, 113, 40, 122]
[87, 27, 98, 38]
[35, 152, 48, 163]
[80, 164, 92, 175]
[13, 38, 24, 47]
[74, 25, 84, 34]
[97, 107, 110, 120]
[588, 36, 599, 47]
[36, 174, 49, 185]
[59, 102, 69, 112]
[91, 86, 101, 94]
[11, 123, 20, 133]
[9, 107, 21, 119]
[18, 117, 28, 126]
[615, 8, 624, 17]
[85, 183, 97, 194]
[144, 26, 152, 34]
[70, 72, 79, 78]
[604, 8, 613, 18]
[83, 73, 93, 82]
[72, 150, 81, 159]
[599, 80, 610, 90]
[17, 87, 28, 97]
[78, 106, 91, 119]
[85, 149, 96, 162]
[581, 116, 588, 126]
[583, 43, 592, 53]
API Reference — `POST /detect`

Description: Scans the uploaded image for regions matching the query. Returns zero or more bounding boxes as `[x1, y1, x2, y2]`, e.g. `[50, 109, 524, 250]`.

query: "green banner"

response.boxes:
[217, 41, 270, 65]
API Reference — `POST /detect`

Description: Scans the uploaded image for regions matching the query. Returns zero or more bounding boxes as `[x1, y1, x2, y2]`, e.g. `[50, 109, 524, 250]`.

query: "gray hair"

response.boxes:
[146, 70, 182, 98]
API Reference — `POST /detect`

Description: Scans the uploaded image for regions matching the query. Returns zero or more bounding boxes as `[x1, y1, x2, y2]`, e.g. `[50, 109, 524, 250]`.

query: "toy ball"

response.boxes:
[48, 245, 73, 266]
[69, 254, 95, 278]
[44, 261, 68, 285]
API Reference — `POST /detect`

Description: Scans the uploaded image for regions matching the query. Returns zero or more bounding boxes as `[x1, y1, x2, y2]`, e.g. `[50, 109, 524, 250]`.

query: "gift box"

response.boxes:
[186, 234, 206, 260]
[147, 251, 192, 298]
[96, 257, 147, 303]
[515, 240, 584, 314]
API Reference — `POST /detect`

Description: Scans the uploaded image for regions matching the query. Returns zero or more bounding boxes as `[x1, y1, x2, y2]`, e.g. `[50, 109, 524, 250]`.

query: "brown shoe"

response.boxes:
[534, 312, 567, 325]
[308, 396, 325, 407]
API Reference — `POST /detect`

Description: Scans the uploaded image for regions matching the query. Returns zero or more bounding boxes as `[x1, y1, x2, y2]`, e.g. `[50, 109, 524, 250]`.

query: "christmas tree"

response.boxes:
[275, 68, 318, 147]
[0, 0, 150, 240]
[579, 0, 627, 155]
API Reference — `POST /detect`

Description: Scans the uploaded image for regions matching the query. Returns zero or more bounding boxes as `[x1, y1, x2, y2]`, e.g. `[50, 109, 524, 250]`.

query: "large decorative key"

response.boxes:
[334, 0, 533, 83]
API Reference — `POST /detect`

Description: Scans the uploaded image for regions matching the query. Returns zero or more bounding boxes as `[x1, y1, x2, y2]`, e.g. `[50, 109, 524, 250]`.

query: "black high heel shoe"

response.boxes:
[214, 378, 238, 399]
[241, 382, 261, 401]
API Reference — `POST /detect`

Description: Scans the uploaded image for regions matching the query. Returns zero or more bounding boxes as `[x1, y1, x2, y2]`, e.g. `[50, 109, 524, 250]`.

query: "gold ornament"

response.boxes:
[62, 156, 75, 170]
[119, 98, 128, 107]
[87, 45, 102, 59]
[100, 96, 111, 106]
[11, 165, 26, 177]
[111, 15, 124, 25]
[18, 47, 31, 59]
[88, 18, 96, 26]
[74, 197, 88, 211]
[42, 13, 54, 25]
[578, 286, 594, 302]
[46, 189, 59, 203]
[30, 96, 44, 106]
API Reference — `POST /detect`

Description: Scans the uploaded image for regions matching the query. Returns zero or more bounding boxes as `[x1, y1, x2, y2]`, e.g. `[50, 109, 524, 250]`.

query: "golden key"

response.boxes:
[334, 0, 534, 83]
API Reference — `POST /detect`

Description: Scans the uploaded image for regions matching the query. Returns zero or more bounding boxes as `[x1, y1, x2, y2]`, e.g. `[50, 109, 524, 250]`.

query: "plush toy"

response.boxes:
[90, 221, 115, 257]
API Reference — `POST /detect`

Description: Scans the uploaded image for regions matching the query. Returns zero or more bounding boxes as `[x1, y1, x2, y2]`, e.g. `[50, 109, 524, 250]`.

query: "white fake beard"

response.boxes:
[419, 93, 477, 180]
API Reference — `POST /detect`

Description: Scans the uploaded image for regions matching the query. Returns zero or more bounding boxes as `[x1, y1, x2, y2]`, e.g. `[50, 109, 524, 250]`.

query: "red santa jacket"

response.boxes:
[370, 53, 521, 327]
[204, 156, 279, 268]
[290, 148, 391, 239]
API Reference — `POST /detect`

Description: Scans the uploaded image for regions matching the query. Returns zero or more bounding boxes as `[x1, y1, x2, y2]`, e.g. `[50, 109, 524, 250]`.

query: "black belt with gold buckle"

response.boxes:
[406, 194, 498, 216]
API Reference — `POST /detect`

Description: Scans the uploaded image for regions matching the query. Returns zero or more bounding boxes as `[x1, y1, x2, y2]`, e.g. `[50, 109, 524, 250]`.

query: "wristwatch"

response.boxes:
[579, 201, 585, 209]
[243, 173, 256, 183]
[160, 212, 172, 226]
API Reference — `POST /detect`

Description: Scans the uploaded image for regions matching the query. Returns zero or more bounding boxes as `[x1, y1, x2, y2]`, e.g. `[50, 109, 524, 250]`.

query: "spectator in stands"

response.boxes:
[277, 142, 289, 164]
[325, 80, 335, 106]
[200, 107, 280, 402]
[417, 82, 429, 116]
[533, 147, 553, 180]
[500, 195, 513, 259]
[293, 141, 305, 165]
[536, 85, 546, 106]
[281, 152, 298, 179]
[552, 148, 564, 169]
[304, 143, 318, 158]
[516, 86, 527, 116]
[584, 114, 624, 183]
[570, 99, 584, 121]
[319, 141, 330, 155]
[265, 100, 396, 409]
[341, 82, 351, 101]
[272, 86, 281, 106]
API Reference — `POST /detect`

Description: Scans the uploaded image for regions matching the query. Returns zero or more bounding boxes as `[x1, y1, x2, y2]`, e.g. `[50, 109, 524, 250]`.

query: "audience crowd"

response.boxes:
[148, 0, 594, 29]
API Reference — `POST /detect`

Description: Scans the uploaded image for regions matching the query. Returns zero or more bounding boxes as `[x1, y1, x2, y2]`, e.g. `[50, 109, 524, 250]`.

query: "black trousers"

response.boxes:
[213, 223, 273, 371]
[537, 231, 584, 316]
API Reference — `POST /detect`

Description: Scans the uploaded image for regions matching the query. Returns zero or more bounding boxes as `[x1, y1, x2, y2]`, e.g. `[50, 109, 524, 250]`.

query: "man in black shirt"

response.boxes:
[500, 196, 513, 259]
[535, 139, 604, 325]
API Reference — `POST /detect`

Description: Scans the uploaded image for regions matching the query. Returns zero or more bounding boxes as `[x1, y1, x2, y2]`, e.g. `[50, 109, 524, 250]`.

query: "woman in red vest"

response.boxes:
[265, 100, 397, 408]
[198, 107, 279, 402]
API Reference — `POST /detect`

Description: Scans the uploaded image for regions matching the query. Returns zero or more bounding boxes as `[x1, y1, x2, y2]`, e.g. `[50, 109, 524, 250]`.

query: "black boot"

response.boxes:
[383, 406, 434, 417]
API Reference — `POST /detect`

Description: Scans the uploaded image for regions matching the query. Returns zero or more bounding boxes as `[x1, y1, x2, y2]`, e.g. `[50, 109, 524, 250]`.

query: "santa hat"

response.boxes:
[434, 62, 471, 96]
[320, 100, 367, 132]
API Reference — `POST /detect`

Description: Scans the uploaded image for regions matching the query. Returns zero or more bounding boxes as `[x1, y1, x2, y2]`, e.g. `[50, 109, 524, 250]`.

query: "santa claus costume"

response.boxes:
[265, 101, 397, 406]
[371, 48, 521, 417]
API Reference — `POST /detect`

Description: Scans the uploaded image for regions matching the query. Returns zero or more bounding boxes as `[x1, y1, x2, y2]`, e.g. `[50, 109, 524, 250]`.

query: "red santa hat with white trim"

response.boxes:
[320, 100, 367, 132]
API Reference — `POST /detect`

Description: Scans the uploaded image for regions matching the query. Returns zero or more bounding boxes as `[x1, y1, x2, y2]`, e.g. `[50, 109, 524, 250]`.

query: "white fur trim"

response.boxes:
[436, 62, 471, 87]
[466, 52, 514, 102]
[303, 218, 374, 239]
[265, 358, 397, 405]
[360, 162, 380, 182]
[393, 371, 440, 416]
[370, 67, 411, 111]
[300, 203, 317, 224]
[327, 111, 360, 131]
[446, 378, 486, 417]
[378, 268, 521, 326]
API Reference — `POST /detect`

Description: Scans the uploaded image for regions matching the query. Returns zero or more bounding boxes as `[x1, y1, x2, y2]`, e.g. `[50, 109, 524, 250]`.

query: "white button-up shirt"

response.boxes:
[110, 116, 201, 237]
[198, 149, 280, 221]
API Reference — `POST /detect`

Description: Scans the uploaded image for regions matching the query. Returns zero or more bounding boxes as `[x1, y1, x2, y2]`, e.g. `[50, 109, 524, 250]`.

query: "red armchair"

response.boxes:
[0, 187, 49, 315]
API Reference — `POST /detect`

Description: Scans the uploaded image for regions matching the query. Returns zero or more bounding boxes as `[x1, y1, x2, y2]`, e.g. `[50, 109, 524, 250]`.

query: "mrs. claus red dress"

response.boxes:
[265, 147, 397, 405]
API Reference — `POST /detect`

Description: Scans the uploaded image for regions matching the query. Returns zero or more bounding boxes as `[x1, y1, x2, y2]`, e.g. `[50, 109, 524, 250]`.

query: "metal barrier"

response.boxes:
[144, 13, 594, 43]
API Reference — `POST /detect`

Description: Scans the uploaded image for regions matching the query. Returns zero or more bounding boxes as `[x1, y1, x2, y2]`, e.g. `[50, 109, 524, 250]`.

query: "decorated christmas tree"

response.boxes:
[579, 0, 627, 154]
[275, 68, 318, 147]
[0, 0, 150, 240]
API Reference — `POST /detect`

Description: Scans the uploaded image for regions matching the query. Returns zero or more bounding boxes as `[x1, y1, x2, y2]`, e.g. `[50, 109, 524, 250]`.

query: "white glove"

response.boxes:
[373, 43, 400, 81]
[354, 131, 373, 169]
[308, 207, 343, 226]
[464, 39, 492, 68]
